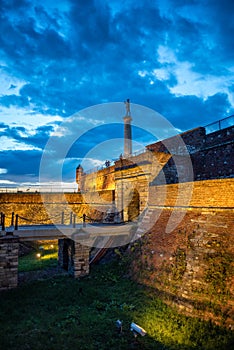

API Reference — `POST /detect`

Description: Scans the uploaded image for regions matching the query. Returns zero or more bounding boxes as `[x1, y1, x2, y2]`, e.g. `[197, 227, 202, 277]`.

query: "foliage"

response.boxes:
[204, 251, 233, 300]
[171, 248, 187, 281]
[0, 258, 233, 349]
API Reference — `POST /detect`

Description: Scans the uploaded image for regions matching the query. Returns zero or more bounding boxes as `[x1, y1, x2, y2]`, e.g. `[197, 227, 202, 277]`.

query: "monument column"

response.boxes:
[123, 99, 132, 157]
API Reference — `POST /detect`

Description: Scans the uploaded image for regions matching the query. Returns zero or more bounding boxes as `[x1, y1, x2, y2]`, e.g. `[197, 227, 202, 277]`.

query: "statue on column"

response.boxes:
[124, 98, 131, 116]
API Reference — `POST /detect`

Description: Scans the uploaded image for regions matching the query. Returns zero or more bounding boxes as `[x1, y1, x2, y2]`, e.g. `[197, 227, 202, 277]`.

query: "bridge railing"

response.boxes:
[0, 187, 78, 193]
[0, 211, 103, 231]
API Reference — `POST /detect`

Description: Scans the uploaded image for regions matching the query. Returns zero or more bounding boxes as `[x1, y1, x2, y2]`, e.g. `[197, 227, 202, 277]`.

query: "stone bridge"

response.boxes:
[0, 222, 133, 290]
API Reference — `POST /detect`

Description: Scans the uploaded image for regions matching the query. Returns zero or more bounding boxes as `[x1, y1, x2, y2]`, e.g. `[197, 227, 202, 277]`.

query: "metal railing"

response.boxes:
[0, 211, 91, 231]
[204, 115, 234, 134]
[130, 147, 147, 157]
[83, 148, 147, 175]
[84, 165, 106, 175]
[84, 160, 117, 175]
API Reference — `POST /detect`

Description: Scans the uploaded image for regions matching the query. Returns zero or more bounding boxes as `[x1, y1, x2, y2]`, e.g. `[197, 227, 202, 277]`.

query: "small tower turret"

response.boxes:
[76, 164, 84, 191]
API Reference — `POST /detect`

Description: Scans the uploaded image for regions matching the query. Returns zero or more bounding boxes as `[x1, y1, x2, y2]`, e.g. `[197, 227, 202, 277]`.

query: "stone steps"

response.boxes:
[132, 208, 156, 240]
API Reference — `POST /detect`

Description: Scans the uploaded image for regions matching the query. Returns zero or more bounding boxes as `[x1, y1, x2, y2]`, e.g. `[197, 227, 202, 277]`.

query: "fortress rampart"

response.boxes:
[0, 123, 233, 326]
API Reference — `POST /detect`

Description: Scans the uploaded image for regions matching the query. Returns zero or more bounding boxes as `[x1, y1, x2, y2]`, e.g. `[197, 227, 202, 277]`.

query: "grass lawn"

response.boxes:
[0, 257, 233, 350]
[18, 242, 58, 272]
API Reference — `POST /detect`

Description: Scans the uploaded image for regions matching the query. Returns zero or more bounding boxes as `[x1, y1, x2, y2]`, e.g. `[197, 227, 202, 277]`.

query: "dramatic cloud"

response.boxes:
[0, 0, 233, 186]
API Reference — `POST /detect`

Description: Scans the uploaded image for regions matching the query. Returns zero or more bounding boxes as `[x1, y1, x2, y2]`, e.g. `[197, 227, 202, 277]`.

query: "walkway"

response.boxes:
[2, 222, 134, 243]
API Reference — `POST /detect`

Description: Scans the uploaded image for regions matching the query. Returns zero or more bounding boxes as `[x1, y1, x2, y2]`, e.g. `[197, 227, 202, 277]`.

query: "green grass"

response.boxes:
[18, 243, 58, 272]
[0, 258, 233, 350]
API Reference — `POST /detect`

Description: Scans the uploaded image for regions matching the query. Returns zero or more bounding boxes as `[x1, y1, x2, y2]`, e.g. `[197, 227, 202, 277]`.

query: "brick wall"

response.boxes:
[147, 125, 234, 183]
[205, 125, 234, 146]
[80, 165, 115, 192]
[58, 238, 90, 278]
[129, 206, 234, 327]
[0, 192, 108, 226]
[149, 179, 234, 208]
[0, 235, 19, 290]
[146, 127, 206, 154]
[129, 179, 234, 327]
[192, 142, 234, 180]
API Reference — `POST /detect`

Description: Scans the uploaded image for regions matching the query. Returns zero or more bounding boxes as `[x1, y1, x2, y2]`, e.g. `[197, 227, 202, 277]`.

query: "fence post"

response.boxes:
[15, 214, 18, 230]
[83, 213, 86, 228]
[2, 214, 5, 231]
[73, 214, 76, 228]
[70, 212, 73, 225]
[11, 212, 15, 226]
[61, 211, 64, 224]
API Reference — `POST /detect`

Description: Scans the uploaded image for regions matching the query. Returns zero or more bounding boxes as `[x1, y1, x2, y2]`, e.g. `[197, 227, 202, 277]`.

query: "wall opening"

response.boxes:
[127, 189, 140, 221]
[62, 240, 69, 270]
[18, 240, 59, 284]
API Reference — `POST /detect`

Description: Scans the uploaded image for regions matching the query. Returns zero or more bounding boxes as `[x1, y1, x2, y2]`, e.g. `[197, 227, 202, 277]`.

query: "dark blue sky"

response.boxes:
[0, 0, 233, 188]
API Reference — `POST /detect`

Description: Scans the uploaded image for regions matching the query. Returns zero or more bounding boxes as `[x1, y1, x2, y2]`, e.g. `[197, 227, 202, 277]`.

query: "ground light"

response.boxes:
[130, 322, 147, 337]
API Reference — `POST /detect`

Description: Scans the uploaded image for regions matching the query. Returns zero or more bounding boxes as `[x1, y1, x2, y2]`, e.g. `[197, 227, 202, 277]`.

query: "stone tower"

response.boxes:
[123, 98, 132, 157]
[76, 164, 83, 191]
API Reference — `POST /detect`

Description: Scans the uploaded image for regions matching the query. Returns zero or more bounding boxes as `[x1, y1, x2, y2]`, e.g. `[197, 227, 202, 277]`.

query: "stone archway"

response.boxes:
[127, 189, 140, 221]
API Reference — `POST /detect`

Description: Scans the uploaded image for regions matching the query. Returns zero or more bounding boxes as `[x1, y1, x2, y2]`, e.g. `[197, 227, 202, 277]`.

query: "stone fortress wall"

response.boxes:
[0, 122, 233, 326]
[76, 123, 234, 327]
